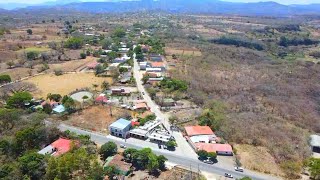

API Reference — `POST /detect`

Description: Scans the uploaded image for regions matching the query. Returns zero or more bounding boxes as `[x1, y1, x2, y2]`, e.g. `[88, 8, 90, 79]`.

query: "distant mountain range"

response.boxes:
[1, 0, 320, 16]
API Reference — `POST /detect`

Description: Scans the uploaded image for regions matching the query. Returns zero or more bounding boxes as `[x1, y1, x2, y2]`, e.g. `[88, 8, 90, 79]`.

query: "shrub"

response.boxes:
[54, 69, 63, 76]
[0, 74, 11, 84]
[6, 92, 32, 108]
[80, 52, 87, 59]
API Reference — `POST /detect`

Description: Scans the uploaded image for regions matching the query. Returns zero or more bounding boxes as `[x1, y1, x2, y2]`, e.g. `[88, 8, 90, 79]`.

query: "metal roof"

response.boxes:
[110, 118, 131, 129]
[310, 134, 320, 147]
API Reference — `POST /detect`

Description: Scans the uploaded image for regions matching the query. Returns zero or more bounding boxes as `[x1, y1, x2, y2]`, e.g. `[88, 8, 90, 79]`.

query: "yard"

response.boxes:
[66, 105, 132, 133]
[24, 73, 112, 98]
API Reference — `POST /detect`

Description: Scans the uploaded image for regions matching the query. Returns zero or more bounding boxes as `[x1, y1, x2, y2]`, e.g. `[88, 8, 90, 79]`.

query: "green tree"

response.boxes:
[123, 148, 138, 162]
[26, 51, 39, 60]
[112, 27, 126, 38]
[26, 29, 33, 35]
[198, 100, 226, 131]
[95, 64, 105, 75]
[157, 155, 167, 171]
[46, 93, 62, 102]
[18, 152, 46, 179]
[0, 108, 21, 132]
[43, 103, 52, 114]
[165, 140, 177, 150]
[308, 158, 320, 179]
[147, 153, 159, 174]
[65, 37, 84, 49]
[6, 92, 32, 108]
[132, 148, 152, 169]
[82, 95, 89, 103]
[99, 141, 117, 160]
[207, 152, 217, 162]
[197, 150, 208, 160]
[105, 165, 117, 179]
[80, 52, 87, 59]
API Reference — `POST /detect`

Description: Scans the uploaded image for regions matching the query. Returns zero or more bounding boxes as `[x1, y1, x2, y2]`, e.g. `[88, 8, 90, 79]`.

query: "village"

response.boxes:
[1, 14, 319, 180]
[0, 21, 245, 180]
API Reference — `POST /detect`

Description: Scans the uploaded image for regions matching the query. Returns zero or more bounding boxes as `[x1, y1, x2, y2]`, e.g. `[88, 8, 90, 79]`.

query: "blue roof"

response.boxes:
[53, 105, 65, 113]
[110, 118, 131, 129]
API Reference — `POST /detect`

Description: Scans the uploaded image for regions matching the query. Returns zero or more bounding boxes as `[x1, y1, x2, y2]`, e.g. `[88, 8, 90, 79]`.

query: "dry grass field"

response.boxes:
[25, 73, 112, 98]
[66, 105, 132, 133]
[165, 47, 202, 57]
[234, 144, 284, 176]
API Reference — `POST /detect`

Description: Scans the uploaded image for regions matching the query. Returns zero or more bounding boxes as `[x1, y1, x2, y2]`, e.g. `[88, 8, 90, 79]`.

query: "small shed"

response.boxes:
[310, 134, 320, 153]
[52, 105, 66, 114]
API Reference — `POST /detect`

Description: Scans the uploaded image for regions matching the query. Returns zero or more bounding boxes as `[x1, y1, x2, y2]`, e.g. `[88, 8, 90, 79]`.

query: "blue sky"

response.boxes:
[1, 0, 319, 5]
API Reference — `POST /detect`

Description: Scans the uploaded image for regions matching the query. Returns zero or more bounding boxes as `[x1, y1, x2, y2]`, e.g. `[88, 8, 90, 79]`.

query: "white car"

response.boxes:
[224, 173, 233, 178]
[120, 144, 126, 149]
[234, 167, 244, 172]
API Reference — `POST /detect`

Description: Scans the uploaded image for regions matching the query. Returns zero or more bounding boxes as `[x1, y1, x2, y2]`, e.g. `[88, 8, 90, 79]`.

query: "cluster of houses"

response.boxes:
[109, 118, 172, 144]
[27, 99, 66, 114]
[184, 125, 233, 156]
[139, 54, 167, 85]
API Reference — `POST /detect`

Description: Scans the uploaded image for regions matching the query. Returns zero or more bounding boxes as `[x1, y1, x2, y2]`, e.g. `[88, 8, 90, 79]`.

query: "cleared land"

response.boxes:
[66, 105, 132, 133]
[25, 73, 112, 98]
[234, 144, 284, 176]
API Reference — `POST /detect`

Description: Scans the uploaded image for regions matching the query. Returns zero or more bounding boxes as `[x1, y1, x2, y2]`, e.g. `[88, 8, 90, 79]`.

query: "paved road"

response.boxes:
[56, 123, 280, 180]
[132, 53, 198, 159]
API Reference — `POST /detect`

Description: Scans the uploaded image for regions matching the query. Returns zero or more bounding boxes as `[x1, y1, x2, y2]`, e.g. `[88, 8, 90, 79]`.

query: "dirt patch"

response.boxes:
[165, 47, 202, 57]
[66, 105, 132, 133]
[24, 73, 112, 98]
[234, 144, 284, 176]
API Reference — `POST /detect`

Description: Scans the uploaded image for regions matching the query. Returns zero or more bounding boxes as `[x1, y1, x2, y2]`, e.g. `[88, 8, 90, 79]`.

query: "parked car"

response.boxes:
[224, 173, 233, 178]
[234, 167, 244, 172]
[120, 144, 126, 149]
[203, 159, 214, 164]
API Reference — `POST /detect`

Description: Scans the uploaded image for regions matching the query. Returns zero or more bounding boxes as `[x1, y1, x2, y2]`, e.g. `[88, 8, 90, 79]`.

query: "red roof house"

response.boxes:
[185, 126, 214, 136]
[195, 143, 233, 155]
[51, 138, 76, 156]
[151, 62, 165, 68]
[96, 95, 108, 103]
[38, 138, 78, 156]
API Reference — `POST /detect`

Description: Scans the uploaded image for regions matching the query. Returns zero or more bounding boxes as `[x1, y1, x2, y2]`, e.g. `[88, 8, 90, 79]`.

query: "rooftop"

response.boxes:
[310, 134, 320, 147]
[185, 126, 214, 136]
[110, 118, 131, 129]
[53, 105, 65, 113]
[38, 138, 76, 156]
[104, 154, 131, 173]
[195, 143, 233, 153]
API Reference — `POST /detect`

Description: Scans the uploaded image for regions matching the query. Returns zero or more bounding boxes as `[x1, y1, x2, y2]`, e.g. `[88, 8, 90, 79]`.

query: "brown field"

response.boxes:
[48, 56, 96, 72]
[25, 73, 112, 98]
[234, 144, 284, 176]
[165, 47, 202, 57]
[66, 105, 132, 133]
